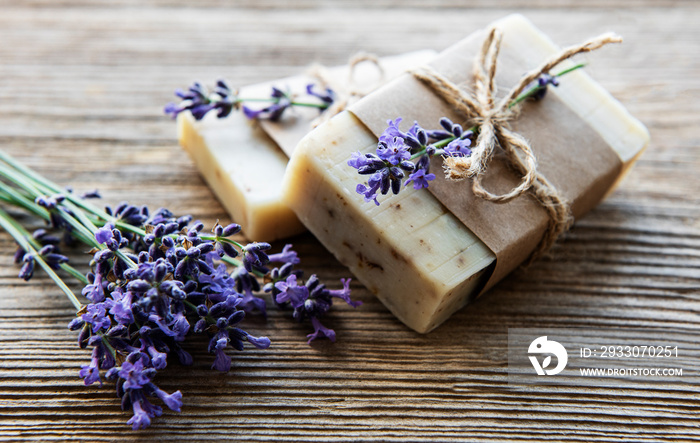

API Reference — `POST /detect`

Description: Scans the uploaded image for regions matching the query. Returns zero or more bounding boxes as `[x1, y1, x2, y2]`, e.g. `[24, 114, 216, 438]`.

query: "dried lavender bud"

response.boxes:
[80, 190, 101, 199]
[306, 83, 335, 105]
[222, 222, 240, 237]
[68, 317, 85, 331]
[18, 254, 35, 281]
[32, 229, 61, 246]
[439, 117, 455, 132]
[13, 246, 25, 264]
[532, 73, 560, 100]
[164, 82, 217, 120]
[242, 242, 271, 272]
[161, 236, 175, 249]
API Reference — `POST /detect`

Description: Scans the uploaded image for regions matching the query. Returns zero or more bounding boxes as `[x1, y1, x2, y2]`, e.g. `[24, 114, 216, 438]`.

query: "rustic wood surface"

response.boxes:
[1, 1, 699, 441]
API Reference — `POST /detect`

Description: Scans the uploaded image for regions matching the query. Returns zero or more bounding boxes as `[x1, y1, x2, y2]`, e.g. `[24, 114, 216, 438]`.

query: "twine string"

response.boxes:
[307, 52, 385, 128]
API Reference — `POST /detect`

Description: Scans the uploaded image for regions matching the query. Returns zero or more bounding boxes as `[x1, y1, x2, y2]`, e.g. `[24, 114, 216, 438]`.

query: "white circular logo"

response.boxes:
[528, 336, 568, 376]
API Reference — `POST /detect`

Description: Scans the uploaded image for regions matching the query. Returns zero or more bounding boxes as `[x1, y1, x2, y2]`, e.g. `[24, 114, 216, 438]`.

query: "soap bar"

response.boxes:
[178, 111, 302, 241]
[282, 15, 650, 333]
[176, 51, 435, 241]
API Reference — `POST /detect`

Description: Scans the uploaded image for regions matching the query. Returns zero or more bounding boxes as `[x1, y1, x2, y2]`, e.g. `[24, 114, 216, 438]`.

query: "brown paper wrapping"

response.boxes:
[235, 50, 436, 157]
[350, 21, 623, 295]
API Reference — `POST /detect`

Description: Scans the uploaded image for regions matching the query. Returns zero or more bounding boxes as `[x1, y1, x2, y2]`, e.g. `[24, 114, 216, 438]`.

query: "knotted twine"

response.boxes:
[307, 51, 385, 128]
[410, 28, 622, 261]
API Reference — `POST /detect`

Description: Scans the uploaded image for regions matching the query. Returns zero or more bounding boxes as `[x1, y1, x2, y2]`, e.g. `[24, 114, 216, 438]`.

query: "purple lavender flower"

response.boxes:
[348, 153, 387, 175]
[376, 136, 411, 165]
[111, 203, 148, 227]
[242, 242, 271, 272]
[82, 273, 105, 303]
[274, 274, 309, 307]
[356, 175, 382, 206]
[532, 73, 560, 100]
[211, 336, 231, 372]
[198, 263, 234, 296]
[18, 254, 35, 281]
[165, 79, 332, 123]
[145, 383, 183, 412]
[32, 229, 61, 247]
[444, 138, 473, 157]
[34, 194, 64, 210]
[350, 117, 430, 205]
[242, 87, 292, 121]
[214, 222, 241, 237]
[82, 303, 111, 333]
[402, 122, 429, 151]
[379, 118, 404, 144]
[141, 338, 168, 371]
[38, 245, 69, 269]
[269, 272, 360, 344]
[126, 397, 155, 431]
[405, 168, 436, 190]
[306, 83, 335, 105]
[79, 363, 101, 386]
[164, 81, 236, 121]
[347, 151, 371, 169]
[80, 190, 101, 199]
[307, 317, 336, 343]
[13, 247, 24, 264]
[120, 359, 151, 390]
[79, 347, 103, 386]
[231, 268, 267, 316]
[326, 278, 361, 308]
[350, 116, 476, 204]
[244, 333, 271, 349]
[95, 224, 114, 245]
[267, 244, 300, 265]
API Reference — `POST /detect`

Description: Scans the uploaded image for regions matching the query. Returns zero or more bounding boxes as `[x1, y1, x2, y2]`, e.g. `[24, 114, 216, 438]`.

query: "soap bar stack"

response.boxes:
[176, 51, 434, 241]
[282, 15, 650, 333]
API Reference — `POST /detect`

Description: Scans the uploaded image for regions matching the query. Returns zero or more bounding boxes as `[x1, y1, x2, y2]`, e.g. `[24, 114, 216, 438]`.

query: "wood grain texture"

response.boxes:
[0, 1, 699, 441]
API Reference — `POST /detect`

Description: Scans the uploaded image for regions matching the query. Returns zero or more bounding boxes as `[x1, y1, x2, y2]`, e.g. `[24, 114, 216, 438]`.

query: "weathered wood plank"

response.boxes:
[0, 1, 699, 442]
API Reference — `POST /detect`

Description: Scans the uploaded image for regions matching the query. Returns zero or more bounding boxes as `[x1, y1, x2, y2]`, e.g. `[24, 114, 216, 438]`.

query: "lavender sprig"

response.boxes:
[164, 79, 334, 122]
[0, 149, 360, 430]
[263, 247, 362, 344]
[349, 65, 585, 205]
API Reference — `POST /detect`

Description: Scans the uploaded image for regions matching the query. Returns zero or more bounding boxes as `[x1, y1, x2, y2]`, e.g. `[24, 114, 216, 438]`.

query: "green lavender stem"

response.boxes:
[0, 156, 127, 268]
[0, 181, 102, 253]
[237, 97, 329, 109]
[1, 150, 253, 275]
[510, 62, 587, 107]
[0, 206, 82, 309]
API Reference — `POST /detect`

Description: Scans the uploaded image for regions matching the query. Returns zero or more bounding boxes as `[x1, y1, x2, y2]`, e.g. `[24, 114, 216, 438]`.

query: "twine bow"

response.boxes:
[307, 52, 385, 128]
[411, 27, 622, 260]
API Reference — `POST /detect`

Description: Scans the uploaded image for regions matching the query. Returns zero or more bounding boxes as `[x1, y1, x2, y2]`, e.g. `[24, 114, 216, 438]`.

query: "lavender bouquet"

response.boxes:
[0, 149, 360, 430]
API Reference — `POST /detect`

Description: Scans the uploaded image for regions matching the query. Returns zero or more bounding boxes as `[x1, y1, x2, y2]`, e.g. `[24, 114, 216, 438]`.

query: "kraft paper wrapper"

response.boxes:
[350, 17, 623, 296]
[237, 50, 436, 158]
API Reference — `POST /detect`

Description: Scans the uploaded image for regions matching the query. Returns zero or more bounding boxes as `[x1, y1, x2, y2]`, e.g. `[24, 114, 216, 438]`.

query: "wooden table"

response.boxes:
[1, 1, 699, 441]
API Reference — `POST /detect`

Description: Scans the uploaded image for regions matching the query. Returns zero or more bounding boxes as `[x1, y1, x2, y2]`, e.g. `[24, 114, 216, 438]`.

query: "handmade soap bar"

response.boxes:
[178, 111, 300, 241]
[177, 51, 435, 241]
[282, 15, 649, 333]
